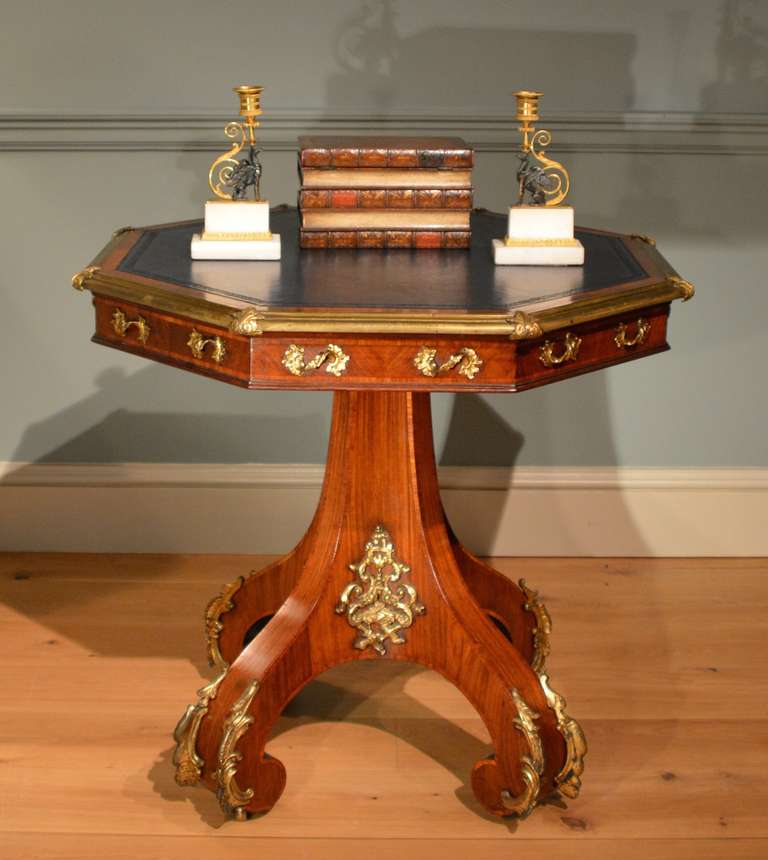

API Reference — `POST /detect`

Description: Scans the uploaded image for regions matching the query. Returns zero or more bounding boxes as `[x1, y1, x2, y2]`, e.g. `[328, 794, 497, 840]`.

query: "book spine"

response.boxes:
[299, 230, 471, 249]
[300, 147, 473, 169]
[299, 189, 472, 210]
[300, 168, 472, 190]
[301, 210, 469, 230]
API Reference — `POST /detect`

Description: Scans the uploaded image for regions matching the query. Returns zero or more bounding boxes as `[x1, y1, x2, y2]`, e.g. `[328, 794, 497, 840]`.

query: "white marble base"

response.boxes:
[507, 205, 575, 239]
[191, 234, 281, 260]
[494, 204, 584, 266]
[204, 199, 270, 234]
[493, 238, 584, 266]
[190, 199, 281, 260]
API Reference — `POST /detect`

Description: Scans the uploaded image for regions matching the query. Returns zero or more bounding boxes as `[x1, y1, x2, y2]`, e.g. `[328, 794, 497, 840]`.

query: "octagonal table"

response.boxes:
[72, 208, 693, 821]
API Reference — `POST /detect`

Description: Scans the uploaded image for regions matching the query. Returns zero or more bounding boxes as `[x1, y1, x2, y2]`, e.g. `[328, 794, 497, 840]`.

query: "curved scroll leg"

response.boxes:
[205, 548, 306, 671]
[173, 392, 586, 820]
[446, 522, 553, 672]
[448, 533, 534, 661]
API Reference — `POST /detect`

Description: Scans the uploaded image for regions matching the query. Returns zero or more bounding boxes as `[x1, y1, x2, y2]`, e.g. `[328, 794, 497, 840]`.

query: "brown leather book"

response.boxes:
[300, 230, 471, 249]
[299, 136, 473, 169]
[300, 168, 472, 189]
[300, 188, 472, 210]
[301, 209, 470, 230]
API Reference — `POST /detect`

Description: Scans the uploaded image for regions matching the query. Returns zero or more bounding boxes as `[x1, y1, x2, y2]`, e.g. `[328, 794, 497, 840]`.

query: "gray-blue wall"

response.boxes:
[2, 0, 766, 467]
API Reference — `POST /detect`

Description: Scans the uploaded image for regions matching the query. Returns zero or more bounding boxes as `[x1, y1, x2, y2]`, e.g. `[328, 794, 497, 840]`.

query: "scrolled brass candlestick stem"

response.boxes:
[208, 85, 264, 201]
[513, 90, 570, 207]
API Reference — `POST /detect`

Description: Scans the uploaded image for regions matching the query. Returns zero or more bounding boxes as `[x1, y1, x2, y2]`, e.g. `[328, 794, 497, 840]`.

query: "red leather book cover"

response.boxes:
[298, 136, 473, 169]
[299, 189, 472, 209]
[299, 230, 471, 249]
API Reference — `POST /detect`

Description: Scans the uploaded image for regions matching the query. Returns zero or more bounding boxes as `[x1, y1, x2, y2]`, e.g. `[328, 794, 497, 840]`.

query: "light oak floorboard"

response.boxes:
[0, 553, 766, 858]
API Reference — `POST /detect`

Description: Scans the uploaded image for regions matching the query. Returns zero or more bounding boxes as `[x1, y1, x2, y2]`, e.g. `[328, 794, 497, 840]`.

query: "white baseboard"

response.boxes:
[1, 462, 765, 557]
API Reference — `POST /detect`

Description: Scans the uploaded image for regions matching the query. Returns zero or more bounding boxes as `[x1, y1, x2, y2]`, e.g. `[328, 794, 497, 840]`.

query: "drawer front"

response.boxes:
[93, 297, 670, 392]
[93, 297, 251, 384]
[94, 298, 170, 354]
[248, 336, 517, 390]
[515, 306, 670, 389]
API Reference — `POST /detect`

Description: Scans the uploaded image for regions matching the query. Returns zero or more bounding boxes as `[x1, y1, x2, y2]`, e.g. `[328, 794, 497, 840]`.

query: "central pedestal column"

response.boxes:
[174, 391, 586, 820]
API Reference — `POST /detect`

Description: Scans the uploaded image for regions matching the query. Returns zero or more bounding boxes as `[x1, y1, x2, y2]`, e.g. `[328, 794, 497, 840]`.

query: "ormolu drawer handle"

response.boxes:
[112, 308, 150, 344]
[187, 329, 226, 364]
[413, 346, 482, 380]
[539, 332, 581, 368]
[282, 344, 349, 377]
[614, 318, 650, 349]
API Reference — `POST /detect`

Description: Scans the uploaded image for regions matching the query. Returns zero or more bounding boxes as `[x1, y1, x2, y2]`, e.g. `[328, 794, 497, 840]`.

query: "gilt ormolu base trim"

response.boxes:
[172, 669, 227, 786]
[205, 577, 244, 669]
[336, 525, 425, 656]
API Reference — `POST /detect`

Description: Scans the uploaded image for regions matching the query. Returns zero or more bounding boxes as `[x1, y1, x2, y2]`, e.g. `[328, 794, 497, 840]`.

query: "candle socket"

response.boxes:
[234, 85, 263, 126]
[513, 90, 543, 151]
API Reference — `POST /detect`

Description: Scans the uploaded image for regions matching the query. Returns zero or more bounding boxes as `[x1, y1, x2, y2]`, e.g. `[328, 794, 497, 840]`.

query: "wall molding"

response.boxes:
[2, 110, 767, 155]
[2, 462, 765, 557]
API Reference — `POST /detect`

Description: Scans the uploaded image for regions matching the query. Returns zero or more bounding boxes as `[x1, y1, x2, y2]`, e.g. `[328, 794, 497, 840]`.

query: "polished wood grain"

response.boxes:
[92, 295, 670, 392]
[1, 553, 765, 859]
[196, 391, 564, 818]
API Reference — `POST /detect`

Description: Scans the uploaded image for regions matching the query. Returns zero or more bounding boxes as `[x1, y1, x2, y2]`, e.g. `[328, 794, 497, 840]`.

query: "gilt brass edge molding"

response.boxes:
[86, 276, 239, 329]
[667, 274, 695, 302]
[629, 233, 656, 247]
[215, 679, 260, 820]
[71, 265, 100, 291]
[538, 672, 588, 800]
[523, 279, 689, 335]
[80, 270, 689, 338]
[230, 307, 265, 335]
[112, 225, 136, 238]
[336, 525, 425, 656]
[205, 577, 244, 669]
[172, 669, 228, 786]
[501, 688, 544, 818]
[518, 578, 552, 673]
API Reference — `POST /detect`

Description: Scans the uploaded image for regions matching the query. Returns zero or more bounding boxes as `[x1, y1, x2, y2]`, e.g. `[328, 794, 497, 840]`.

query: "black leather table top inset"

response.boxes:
[118, 209, 648, 313]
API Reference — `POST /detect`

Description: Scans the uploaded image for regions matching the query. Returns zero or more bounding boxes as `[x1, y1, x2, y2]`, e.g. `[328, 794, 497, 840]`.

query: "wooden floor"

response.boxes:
[1, 554, 766, 859]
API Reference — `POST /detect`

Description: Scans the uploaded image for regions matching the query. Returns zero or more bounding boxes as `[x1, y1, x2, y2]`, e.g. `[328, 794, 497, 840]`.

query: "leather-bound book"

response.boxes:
[300, 230, 471, 249]
[301, 209, 470, 230]
[299, 189, 472, 209]
[299, 136, 473, 169]
[300, 168, 472, 189]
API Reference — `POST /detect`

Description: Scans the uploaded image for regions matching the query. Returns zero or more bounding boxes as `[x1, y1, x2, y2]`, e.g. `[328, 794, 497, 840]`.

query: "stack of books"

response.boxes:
[298, 136, 473, 249]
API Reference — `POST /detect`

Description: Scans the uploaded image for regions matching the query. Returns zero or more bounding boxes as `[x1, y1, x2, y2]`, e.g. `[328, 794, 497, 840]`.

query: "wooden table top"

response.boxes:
[77, 208, 691, 339]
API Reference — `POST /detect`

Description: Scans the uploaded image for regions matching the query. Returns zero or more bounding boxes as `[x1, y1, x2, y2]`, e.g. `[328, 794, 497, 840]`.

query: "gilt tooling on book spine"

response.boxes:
[299, 230, 471, 249]
[299, 189, 473, 209]
[298, 136, 474, 169]
[298, 136, 474, 250]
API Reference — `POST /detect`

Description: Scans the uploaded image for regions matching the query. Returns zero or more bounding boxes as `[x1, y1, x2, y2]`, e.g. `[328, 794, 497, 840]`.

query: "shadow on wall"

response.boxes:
[436, 381, 648, 557]
[8, 366, 331, 464]
[325, 1, 636, 113]
[701, 0, 768, 112]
